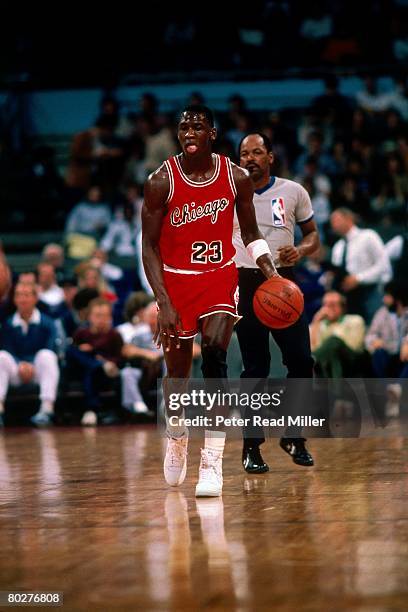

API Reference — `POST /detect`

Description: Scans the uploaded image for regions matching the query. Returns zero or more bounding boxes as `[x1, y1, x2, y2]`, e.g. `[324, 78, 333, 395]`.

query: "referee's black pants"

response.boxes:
[236, 267, 314, 448]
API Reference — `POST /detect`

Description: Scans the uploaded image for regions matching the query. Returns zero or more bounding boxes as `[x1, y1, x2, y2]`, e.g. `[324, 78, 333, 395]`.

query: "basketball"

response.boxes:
[0, 257, 11, 301]
[253, 276, 304, 329]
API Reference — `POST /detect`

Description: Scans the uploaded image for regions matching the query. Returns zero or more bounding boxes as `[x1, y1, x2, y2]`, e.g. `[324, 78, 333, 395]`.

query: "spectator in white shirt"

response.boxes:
[37, 262, 66, 319]
[100, 199, 140, 258]
[117, 292, 163, 415]
[65, 185, 111, 240]
[330, 208, 392, 322]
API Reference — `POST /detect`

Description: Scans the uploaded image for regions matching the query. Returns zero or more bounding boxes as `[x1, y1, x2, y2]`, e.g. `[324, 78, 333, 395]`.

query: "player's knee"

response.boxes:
[166, 362, 191, 378]
[201, 344, 228, 378]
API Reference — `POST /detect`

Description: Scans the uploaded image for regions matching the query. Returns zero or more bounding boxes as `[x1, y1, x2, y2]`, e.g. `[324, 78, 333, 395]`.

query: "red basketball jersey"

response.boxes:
[159, 154, 237, 271]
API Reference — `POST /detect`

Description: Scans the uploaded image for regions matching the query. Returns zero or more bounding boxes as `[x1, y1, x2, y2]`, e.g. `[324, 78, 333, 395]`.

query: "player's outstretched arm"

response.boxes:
[232, 164, 279, 279]
[142, 166, 181, 349]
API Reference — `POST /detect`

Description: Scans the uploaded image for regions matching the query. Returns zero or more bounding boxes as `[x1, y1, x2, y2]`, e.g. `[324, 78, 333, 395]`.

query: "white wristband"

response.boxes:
[246, 239, 271, 263]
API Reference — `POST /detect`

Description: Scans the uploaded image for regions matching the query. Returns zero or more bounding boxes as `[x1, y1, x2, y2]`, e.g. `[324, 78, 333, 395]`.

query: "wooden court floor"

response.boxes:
[0, 427, 407, 611]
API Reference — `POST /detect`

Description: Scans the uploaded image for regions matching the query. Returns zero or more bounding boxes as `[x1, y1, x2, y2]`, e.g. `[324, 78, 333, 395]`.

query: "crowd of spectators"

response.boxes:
[2, 1, 407, 87]
[1, 70, 408, 425]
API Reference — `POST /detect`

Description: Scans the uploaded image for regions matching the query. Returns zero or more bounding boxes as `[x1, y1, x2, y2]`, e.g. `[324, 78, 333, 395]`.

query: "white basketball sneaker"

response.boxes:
[164, 435, 188, 486]
[195, 448, 223, 497]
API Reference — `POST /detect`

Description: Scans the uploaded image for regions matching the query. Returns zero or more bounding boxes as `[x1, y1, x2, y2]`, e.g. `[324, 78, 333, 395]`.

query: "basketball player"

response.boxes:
[234, 133, 320, 473]
[142, 106, 278, 496]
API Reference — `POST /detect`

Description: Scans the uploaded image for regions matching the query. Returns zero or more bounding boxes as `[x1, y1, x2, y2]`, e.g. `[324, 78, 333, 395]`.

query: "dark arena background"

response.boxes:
[1, 2, 408, 610]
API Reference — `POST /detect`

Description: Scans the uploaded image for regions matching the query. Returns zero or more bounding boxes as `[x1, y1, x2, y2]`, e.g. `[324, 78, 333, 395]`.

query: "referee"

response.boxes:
[233, 133, 320, 473]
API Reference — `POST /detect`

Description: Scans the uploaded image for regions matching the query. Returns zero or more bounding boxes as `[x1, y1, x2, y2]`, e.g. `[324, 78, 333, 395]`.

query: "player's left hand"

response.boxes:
[277, 246, 301, 265]
[341, 275, 359, 292]
[154, 301, 182, 352]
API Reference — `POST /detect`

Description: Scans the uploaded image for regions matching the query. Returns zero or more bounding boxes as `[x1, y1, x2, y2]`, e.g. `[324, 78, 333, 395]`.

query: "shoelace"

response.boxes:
[200, 450, 223, 476]
[169, 440, 187, 466]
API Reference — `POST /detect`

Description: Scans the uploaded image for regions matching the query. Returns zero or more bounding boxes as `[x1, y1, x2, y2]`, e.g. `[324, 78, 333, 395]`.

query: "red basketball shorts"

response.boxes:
[163, 263, 240, 338]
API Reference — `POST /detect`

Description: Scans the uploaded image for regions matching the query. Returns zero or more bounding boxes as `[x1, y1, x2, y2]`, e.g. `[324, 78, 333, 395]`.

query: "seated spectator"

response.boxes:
[92, 115, 126, 199]
[226, 113, 252, 152]
[0, 283, 59, 426]
[312, 75, 351, 131]
[294, 131, 337, 177]
[88, 249, 123, 285]
[370, 153, 408, 224]
[36, 262, 66, 319]
[330, 141, 348, 176]
[0, 251, 12, 323]
[60, 276, 78, 312]
[65, 185, 111, 260]
[60, 287, 99, 340]
[310, 291, 366, 378]
[371, 178, 407, 224]
[366, 281, 408, 378]
[380, 110, 407, 151]
[330, 208, 392, 322]
[100, 198, 141, 258]
[99, 192, 143, 296]
[348, 108, 372, 146]
[67, 298, 123, 425]
[121, 139, 146, 185]
[117, 292, 163, 415]
[331, 175, 370, 221]
[144, 116, 178, 176]
[41, 243, 65, 282]
[295, 155, 331, 196]
[18, 271, 37, 285]
[302, 176, 330, 240]
[76, 263, 116, 302]
[295, 246, 333, 322]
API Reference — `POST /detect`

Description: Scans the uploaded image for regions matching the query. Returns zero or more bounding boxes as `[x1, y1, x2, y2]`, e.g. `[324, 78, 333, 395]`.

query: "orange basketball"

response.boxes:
[253, 276, 304, 329]
[0, 257, 11, 301]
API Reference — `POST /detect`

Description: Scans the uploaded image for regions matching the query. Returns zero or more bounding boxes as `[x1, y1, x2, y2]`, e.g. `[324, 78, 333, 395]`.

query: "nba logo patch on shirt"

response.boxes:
[271, 197, 286, 226]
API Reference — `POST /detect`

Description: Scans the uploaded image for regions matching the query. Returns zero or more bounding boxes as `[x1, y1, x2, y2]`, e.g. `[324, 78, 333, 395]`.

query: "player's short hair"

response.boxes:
[238, 132, 273, 155]
[180, 104, 214, 127]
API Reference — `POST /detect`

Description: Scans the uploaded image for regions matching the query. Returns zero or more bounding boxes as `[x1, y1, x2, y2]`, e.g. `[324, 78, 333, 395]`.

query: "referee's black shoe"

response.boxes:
[242, 446, 269, 473]
[279, 438, 314, 466]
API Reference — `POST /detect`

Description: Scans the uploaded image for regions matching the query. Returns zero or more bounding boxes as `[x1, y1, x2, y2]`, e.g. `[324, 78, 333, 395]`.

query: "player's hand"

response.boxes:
[18, 362, 35, 384]
[341, 275, 359, 292]
[155, 301, 181, 352]
[277, 246, 301, 265]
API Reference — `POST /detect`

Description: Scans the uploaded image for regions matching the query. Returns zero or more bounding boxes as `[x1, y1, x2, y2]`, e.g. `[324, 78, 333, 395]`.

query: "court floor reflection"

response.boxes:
[0, 428, 407, 610]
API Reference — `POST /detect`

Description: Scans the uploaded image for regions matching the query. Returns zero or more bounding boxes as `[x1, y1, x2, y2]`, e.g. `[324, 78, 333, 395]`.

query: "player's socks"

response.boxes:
[195, 431, 225, 497]
[204, 430, 226, 452]
[165, 408, 188, 439]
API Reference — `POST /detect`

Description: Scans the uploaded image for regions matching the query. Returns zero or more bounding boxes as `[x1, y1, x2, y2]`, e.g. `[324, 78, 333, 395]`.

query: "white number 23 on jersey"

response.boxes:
[191, 240, 223, 264]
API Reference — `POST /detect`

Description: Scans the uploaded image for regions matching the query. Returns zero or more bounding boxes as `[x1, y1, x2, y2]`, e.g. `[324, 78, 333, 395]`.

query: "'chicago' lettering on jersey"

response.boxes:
[170, 198, 229, 227]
